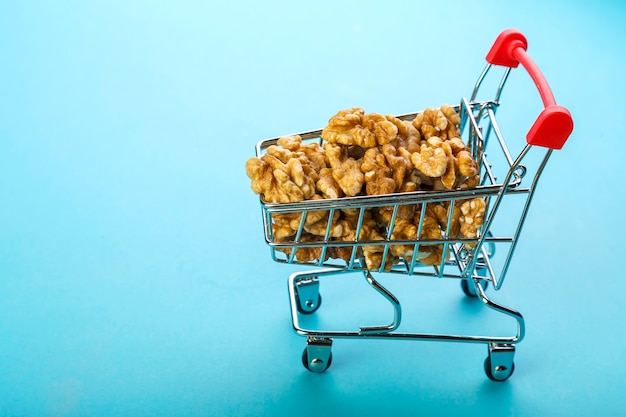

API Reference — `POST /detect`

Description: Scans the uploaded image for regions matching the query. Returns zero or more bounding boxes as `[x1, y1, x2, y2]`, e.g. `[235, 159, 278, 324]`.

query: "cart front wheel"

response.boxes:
[302, 337, 333, 373]
[484, 356, 515, 381]
[484, 343, 516, 381]
[302, 347, 332, 373]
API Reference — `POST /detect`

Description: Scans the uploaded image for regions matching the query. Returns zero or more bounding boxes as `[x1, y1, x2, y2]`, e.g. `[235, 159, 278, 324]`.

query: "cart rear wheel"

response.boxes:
[460, 279, 488, 297]
[484, 356, 515, 381]
[294, 276, 321, 314]
[302, 347, 332, 373]
[296, 294, 322, 314]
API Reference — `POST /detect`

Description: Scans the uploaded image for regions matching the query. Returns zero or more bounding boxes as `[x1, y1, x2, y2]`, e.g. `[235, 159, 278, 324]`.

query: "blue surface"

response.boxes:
[1, 0, 625, 416]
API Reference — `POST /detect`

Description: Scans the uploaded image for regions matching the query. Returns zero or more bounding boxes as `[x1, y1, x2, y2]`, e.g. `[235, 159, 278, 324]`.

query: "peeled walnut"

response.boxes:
[317, 167, 342, 199]
[389, 218, 419, 260]
[412, 107, 449, 140]
[412, 105, 460, 140]
[361, 147, 395, 195]
[425, 201, 460, 238]
[337, 207, 362, 229]
[246, 135, 323, 203]
[447, 136, 467, 154]
[457, 174, 480, 189]
[245, 155, 309, 203]
[388, 116, 421, 152]
[326, 210, 372, 263]
[303, 200, 331, 225]
[277, 233, 325, 263]
[409, 130, 478, 190]
[361, 113, 398, 147]
[324, 142, 365, 197]
[439, 104, 461, 139]
[322, 108, 398, 148]
[276, 135, 327, 171]
[271, 199, 330, 241]
[458, 198, 487, 239]
[415, 213, 445, 265]
[303, 210, 345, 238]
[327, 244, 357, 264]
[396, 182, 419, 220]
[266, 143, 320, 195]
[321, 107, 366, 146]
[334, 214, 392, 271]
[362, 227, 397, 271]
[271, 212, 300, 240]
[381, 143, 410, 191]
[439, 141, 457, 190]
[411, 136, 448, 178]
[384, 208, 444, 266]
[456, 149, 479, 177]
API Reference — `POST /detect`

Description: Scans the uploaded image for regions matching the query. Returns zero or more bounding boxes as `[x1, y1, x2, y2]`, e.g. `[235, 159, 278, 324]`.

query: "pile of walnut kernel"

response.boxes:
[245, 105, 487, 269]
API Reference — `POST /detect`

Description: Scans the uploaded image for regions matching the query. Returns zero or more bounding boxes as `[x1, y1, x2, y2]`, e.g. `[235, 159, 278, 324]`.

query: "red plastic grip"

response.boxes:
[486, 29, 573, 150]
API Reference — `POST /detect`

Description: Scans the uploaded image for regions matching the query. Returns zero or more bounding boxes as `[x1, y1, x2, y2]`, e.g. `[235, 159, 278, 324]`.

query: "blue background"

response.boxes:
[1, 0, 624, 416]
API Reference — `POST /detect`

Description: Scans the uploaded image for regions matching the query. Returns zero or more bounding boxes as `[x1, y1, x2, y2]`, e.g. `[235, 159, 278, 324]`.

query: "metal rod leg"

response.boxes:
[474, 278, 525, 343]
[359, 271, 402, 334]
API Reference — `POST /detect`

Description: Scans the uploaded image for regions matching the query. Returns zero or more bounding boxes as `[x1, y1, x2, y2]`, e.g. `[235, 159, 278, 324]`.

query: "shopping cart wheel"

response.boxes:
[296, 294, 322, 314]
[460, 278, 488, 298]
[302, 338, 333, 373]
[484, 343, 515, 381]
[294, 276, 322, 314]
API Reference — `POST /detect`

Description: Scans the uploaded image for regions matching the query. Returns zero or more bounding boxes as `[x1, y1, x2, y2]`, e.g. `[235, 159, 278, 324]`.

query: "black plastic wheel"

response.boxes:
[302, 347, 332, 373]
[296, 294, 322, 314]
[460, 279, 488, 298]
[484, 356, 515, 381]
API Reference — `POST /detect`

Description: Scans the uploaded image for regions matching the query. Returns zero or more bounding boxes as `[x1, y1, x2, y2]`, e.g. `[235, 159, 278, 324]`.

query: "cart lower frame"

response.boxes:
[289, 267, 523, 381]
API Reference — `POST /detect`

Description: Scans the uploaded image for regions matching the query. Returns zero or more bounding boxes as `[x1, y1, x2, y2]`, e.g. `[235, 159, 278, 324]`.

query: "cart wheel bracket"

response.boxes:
[295, 276, 321, 314]
[303, 337, 333, 373]
[485, 343, 515, 381]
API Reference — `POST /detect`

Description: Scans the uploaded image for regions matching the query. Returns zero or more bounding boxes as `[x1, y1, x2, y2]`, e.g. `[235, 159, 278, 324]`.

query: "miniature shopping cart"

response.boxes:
[251, 29, 573, 381]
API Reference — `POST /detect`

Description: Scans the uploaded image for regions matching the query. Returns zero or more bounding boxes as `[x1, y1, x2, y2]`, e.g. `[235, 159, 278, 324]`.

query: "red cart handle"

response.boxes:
[486, 29, 573, 150]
